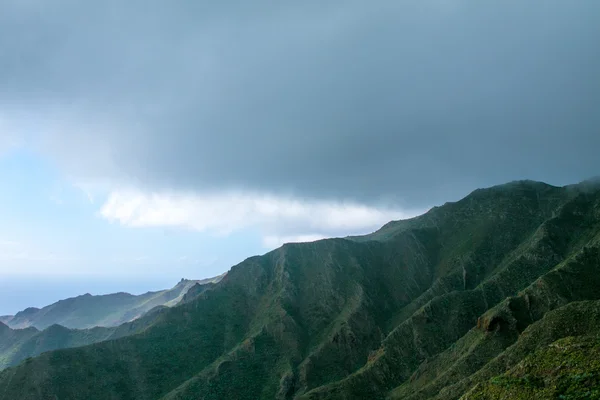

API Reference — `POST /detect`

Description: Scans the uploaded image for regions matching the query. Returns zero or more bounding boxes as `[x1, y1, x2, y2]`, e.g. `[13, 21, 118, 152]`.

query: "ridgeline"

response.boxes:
[1, 180, 600, 399]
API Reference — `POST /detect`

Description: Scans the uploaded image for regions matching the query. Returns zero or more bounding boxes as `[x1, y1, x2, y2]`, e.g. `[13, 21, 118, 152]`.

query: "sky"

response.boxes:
[0, 0, 598, 315]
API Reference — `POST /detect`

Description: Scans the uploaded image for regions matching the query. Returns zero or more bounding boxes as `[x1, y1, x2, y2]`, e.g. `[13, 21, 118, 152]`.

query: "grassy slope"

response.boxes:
[463, 312, 600, 399]
[0, 180, 599, 400]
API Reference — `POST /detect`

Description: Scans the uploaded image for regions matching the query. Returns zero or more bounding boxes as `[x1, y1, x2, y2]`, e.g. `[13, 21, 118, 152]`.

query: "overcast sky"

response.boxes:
[0, 0, 598, 314]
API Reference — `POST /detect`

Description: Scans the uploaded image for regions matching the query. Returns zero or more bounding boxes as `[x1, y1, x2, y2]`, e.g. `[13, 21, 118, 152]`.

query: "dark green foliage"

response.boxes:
[0, 323, 113, 370]
[0, 303, 175, 371]
[1, 180, 600, 400]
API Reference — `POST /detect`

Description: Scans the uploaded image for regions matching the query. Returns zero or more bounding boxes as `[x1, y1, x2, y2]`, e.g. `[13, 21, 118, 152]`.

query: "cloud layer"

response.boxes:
[100, 190, 420, 248]
[1, 0, 598, 210]
[3, 1, 598, 312]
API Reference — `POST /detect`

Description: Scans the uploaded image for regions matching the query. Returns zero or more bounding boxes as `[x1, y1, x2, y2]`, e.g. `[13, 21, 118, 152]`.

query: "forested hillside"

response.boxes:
[1, 180, 599, 400]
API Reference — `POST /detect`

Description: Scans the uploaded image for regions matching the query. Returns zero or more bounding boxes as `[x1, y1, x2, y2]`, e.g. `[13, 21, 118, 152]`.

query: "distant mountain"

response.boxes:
[1, 180, 599, 399]
[0, 275, 224, 371]
[0, 321, 115, 371]
[2, 275, 225, 331]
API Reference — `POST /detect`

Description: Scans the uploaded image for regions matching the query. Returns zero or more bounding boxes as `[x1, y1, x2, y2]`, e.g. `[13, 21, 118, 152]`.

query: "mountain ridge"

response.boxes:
[0, 275, 225, 371]
[1, 179, 599, 399]
[2, 275, 225, 331]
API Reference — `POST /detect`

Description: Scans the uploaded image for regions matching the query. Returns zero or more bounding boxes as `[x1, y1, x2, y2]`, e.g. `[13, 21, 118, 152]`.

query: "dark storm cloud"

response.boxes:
[1, 0, 599, 206]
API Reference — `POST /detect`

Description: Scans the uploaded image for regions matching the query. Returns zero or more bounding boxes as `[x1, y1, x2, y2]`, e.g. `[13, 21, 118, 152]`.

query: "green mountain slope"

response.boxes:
[3, 276, 224, 330]
[0, 277, 224, 371]
[0, 180, 599, 400]
[0, 300, 189, 372]
[462, 308, 600, 399]
[0, 322, 116, 371]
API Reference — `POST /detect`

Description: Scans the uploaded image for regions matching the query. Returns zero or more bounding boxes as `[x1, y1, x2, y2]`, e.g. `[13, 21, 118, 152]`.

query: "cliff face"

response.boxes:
[1, 180, 599, 400]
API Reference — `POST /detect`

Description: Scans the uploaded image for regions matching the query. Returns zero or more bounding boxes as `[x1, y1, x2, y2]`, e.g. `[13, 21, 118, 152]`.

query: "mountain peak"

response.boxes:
[13, 307, 40, 319]
[573, 176, 600, 191]
[471, 179, 556, 195]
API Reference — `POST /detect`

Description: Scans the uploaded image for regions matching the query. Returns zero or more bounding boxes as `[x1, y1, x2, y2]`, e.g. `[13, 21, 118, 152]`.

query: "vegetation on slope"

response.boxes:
[0, 180, 598, 400]
[0, 277, 223, 371]
[0, 323, 114, 371]
[463, 317, 600, 399]
[389, 233, 600, 400]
